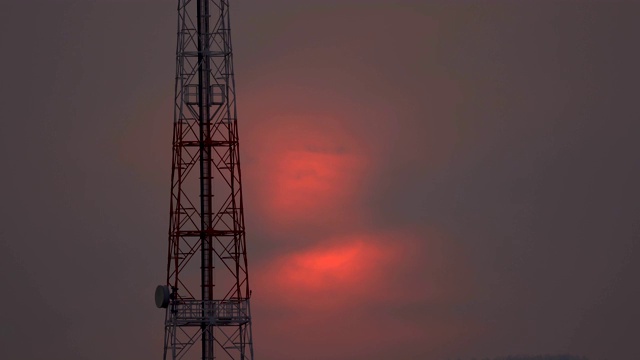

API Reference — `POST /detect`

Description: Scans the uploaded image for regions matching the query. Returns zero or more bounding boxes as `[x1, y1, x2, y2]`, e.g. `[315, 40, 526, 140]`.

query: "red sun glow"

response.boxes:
[244, 115, 369, 226]
[282, 240, 378, 291]
[255, 234, 403, 309]
[252, 230, 477, 360]
[270, 149, 362, 212]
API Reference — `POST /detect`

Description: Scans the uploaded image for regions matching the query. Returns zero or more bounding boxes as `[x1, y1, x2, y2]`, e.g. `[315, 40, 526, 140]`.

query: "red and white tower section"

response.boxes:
[155, 1, 254, 359]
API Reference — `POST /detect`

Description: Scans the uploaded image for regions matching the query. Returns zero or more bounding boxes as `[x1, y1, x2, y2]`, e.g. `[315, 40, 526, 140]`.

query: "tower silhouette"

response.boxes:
[155, 1, 254, 359]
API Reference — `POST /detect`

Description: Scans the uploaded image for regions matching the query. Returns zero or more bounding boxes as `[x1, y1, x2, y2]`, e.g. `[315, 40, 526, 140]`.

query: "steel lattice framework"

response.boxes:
[158, 1, 253, 359]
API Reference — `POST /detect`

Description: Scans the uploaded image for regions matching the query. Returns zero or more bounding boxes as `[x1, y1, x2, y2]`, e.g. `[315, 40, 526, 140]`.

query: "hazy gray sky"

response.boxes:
[0, 1, 638, 359]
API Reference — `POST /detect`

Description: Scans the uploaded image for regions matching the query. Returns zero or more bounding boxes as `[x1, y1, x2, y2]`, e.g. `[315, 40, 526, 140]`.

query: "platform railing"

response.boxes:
[167, 299, 250, 326]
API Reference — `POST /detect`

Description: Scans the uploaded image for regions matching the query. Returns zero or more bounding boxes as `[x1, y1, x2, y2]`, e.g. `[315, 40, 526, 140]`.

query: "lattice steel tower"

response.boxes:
[155, 1, 253, 359]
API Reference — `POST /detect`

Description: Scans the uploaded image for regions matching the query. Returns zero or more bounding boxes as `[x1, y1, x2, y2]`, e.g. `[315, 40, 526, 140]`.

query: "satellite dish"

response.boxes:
[155, 285, 170, 308]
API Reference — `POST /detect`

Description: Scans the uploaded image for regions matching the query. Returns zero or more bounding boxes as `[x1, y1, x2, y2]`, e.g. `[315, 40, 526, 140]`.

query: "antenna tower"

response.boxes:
[155, 1, 254, 359]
